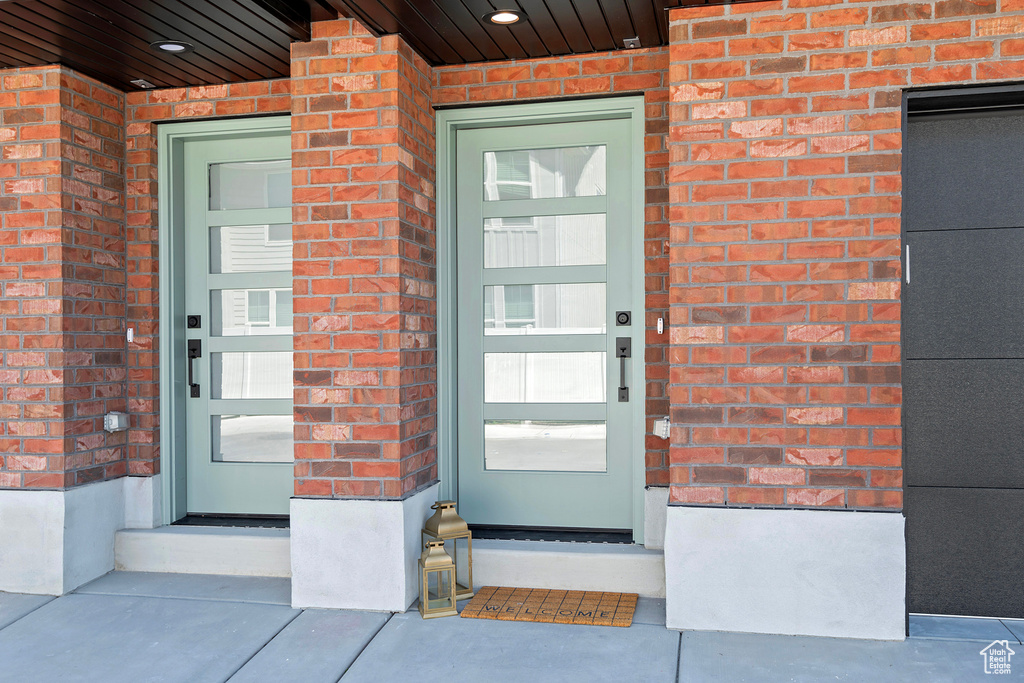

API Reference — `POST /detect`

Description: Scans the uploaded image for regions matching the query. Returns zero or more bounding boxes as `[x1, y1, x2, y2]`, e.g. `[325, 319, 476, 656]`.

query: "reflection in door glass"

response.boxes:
[211, 289, 293, 336]
[209, 160, 291, 210]
[484, 352, 606, 403]
[211, 415, 293, 463]
[210, 224, 292, 274]
[484, 283, 606, 335]
[483, 146, 605, 200]
[485, 420, 606, 472]
[484, 214, 605, 268]
[211, 352, 292, 399]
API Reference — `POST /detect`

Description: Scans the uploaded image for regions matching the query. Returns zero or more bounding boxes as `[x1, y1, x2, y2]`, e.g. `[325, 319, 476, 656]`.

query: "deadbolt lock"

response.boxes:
[187, 315, 201, 329]
[615, 311, 631, 326]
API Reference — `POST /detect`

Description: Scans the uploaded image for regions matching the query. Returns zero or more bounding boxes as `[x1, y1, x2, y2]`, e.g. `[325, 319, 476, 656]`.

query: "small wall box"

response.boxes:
[104, 412, 129, 433]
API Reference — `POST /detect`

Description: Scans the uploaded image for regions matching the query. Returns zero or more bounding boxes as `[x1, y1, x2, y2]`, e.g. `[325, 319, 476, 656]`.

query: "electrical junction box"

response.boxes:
[104, 412, 129, 433]
[653, 417, 671, 440]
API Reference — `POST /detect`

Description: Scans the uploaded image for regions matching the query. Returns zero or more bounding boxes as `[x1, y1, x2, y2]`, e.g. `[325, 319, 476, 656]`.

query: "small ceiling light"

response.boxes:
[130, 79, 156, 89]
[484, 9, 523, 25]
[150, 40, 194, 54]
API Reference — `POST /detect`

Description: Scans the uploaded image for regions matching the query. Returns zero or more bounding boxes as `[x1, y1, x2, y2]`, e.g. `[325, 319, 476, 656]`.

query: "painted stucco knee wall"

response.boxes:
[665, 506, 906, 639]
[290, 483, 439, 611]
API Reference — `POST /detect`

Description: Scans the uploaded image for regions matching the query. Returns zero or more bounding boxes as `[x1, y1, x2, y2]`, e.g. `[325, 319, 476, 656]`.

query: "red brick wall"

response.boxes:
[0, 66, 128, 488]
[124, 79, 291, 476]
[433, 49, 673, 486]
[666, 0, 1024, 510]
[290, 19, 437, 498]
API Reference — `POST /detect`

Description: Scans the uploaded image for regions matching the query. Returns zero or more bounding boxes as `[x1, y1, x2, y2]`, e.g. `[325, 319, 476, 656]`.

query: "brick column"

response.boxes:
[289, 18, 438, 611]
[0, 66, 127, 489]
[290, 18, 437, 501]
[0, 65, 130, 595]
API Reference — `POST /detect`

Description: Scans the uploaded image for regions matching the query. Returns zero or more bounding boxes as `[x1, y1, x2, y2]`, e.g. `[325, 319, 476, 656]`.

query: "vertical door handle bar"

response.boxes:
[187, 339, 202, 398]
[616, 337, 631, 402]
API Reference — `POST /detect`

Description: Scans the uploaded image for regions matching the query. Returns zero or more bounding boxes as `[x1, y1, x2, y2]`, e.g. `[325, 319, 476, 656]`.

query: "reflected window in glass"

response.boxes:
[212, 289, 292, 336]
[483, 146, 605, 201]
[485, 283, 605, 336]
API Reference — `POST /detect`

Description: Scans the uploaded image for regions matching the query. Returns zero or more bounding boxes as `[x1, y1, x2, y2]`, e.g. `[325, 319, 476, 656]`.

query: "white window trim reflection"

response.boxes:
[244, 289, 288, 329]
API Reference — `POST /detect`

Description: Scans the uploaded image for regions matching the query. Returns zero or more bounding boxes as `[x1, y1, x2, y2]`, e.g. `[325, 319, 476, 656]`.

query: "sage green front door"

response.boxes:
[183, 133, 293, 515]
[456, 118, 635, 531]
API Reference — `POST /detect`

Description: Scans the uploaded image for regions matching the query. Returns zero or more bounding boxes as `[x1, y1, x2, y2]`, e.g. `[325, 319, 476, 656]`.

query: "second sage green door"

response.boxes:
[456, 117, 635, 531]
[183, 133, 293, 515]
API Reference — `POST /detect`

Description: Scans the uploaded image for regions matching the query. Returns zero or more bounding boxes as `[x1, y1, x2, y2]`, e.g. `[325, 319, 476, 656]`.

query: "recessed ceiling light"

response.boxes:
[150, 40, 194, 54]
[484, 9, 523, 25]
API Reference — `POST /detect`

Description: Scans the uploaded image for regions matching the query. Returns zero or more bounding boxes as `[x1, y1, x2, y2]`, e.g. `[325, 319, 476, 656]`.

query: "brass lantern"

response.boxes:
[422, 500, 473, 600]
[418, 540, 458, 619]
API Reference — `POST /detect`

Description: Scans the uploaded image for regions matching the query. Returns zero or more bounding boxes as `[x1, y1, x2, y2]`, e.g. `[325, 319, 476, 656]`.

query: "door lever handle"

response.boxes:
[616, 337, 631, 402]
[187, 339, 202, 398]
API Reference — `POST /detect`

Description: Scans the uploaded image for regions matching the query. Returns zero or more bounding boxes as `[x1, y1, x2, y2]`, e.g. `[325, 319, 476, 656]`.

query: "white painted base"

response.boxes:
[0, 478, 126, 595]
[115, 526, 289, 576]
[290, 484, 439, 611]
[123, 475, 162, 529]
[473, 539, 665, 597]
[665, 506, 906, 640]
[643, 487, 669, 550]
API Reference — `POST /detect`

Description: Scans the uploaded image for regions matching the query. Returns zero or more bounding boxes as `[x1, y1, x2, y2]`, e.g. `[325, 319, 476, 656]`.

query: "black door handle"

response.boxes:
[187, 339, 202, 398]
[616, 337, 631, 402]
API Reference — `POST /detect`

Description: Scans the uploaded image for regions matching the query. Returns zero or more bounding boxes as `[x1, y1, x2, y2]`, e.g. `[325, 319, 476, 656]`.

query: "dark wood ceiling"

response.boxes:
[0, 0, 335, 91]
[328, 0, 709, 65]
[0, 0, 750, 91]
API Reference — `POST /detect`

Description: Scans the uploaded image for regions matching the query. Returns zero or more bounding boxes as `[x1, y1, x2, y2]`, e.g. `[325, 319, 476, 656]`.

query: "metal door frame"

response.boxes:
[157, 115, 291, 524]
[435, 96, 647, 542]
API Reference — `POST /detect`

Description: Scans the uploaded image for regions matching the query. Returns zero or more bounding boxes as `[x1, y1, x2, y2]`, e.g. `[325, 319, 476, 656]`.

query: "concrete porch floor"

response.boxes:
[0, 572, 1014, 682]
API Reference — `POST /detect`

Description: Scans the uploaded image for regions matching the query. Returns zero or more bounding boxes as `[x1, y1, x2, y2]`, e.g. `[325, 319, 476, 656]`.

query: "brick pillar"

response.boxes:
[0, 66, 128, 489]
[289, 18, 438, 610]
[290, 19, 437, 501]
[0, 65, 129, 595]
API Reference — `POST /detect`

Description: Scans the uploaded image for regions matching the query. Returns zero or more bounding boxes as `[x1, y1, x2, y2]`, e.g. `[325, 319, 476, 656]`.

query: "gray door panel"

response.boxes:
[905, 113, 1024, 232]
[904, 229, 1024, 359]
[905, 360, 1024, 488]
[907, 486, 1024, 618]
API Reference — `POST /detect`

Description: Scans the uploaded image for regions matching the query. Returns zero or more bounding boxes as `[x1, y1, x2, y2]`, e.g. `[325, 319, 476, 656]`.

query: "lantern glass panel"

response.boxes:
[448, 538, 471, 593]
[427, 569, 453, 610]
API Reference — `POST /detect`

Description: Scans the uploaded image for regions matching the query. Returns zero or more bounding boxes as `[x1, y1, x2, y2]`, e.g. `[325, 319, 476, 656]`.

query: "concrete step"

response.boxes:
[471, 539, 665, 598]
[114, 527, 665, 596]
[114, 527, 290, 577]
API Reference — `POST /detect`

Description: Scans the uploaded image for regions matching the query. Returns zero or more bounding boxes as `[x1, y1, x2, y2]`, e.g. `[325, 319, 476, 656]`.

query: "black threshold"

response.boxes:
[469, 525, 632, 544]
[172, 514, 289, 529]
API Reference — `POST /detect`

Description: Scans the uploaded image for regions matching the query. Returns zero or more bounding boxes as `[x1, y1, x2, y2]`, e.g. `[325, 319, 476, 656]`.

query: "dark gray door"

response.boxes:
[905, 107, 1024, 617]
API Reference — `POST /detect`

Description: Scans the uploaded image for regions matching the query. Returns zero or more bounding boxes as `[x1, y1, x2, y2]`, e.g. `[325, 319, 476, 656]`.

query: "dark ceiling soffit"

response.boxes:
[321, 0, 773, 69]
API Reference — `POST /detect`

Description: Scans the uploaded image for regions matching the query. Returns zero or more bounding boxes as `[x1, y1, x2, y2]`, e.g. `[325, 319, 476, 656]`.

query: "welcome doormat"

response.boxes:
[460, 586, 637, 627]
